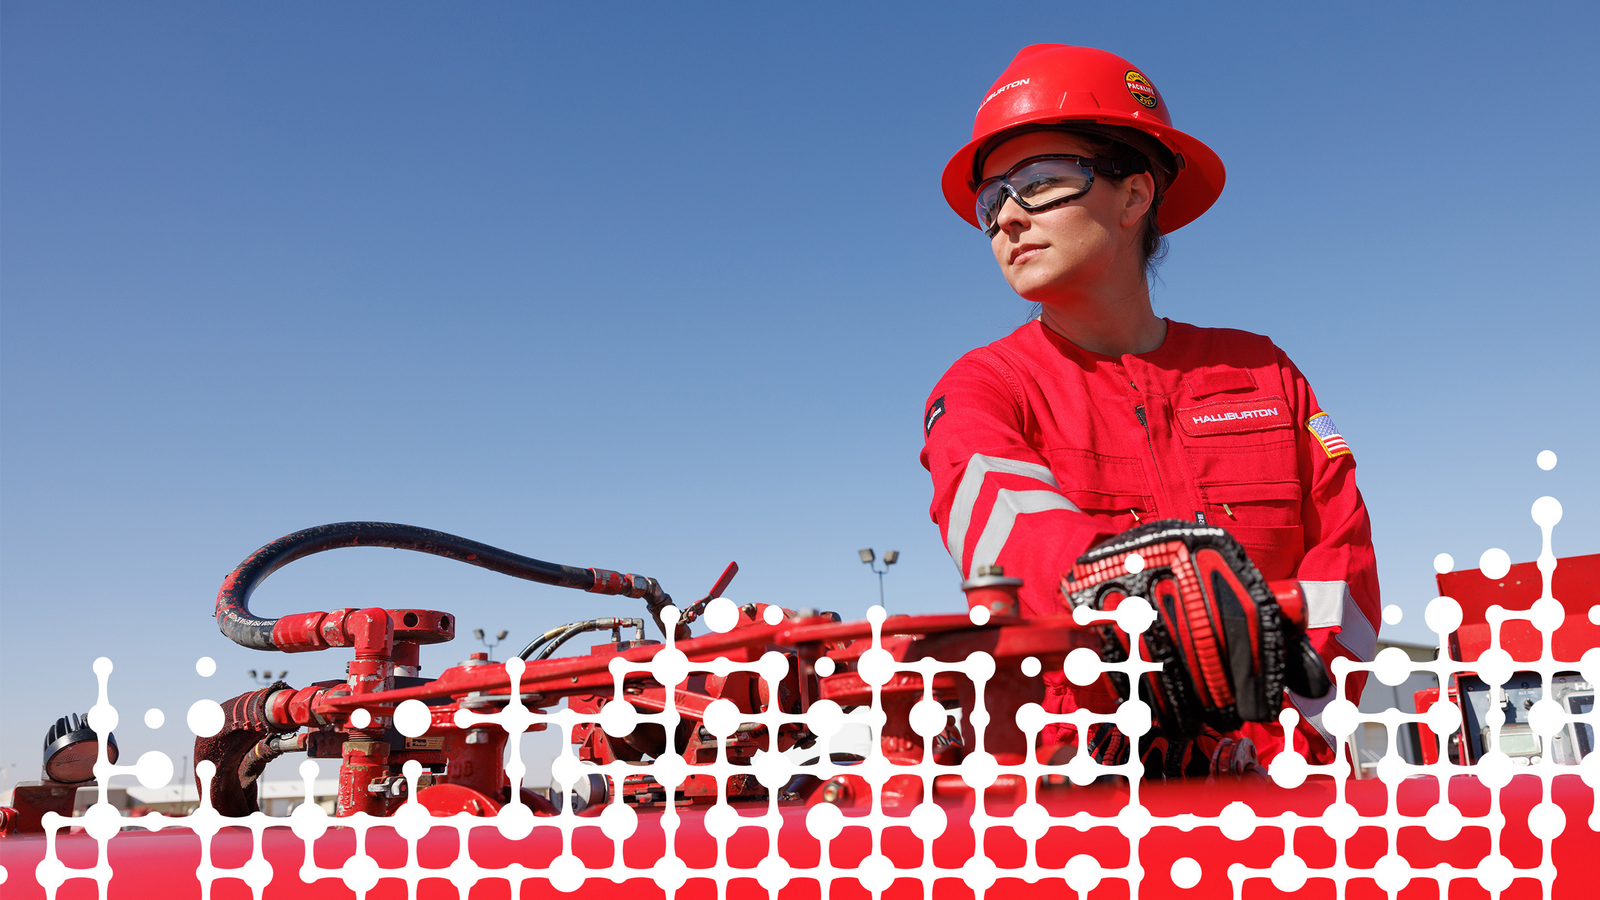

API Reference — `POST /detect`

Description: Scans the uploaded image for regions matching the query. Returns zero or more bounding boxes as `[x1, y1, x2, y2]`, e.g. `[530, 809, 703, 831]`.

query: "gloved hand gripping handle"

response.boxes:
[214, 521, 671, 650]
[1061, 520, 1331, 739]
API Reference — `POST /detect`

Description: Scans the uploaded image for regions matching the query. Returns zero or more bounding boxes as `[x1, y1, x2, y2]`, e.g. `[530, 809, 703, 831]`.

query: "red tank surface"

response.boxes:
[3, 525, 1595, 898]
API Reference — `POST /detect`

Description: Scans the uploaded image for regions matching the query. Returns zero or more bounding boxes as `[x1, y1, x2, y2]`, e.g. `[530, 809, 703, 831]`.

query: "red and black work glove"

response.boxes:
[1060, 520, 1331, 740]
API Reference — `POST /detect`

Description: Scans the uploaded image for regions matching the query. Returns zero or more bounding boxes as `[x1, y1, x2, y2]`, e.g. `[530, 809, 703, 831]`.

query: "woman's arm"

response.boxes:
[1250, 348, 1382, 761]
[920, 349, 1118, 618]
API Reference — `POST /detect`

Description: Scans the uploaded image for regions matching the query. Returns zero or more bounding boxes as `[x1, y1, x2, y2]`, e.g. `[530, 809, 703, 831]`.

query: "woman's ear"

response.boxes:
[1121, 172, 1157, 229]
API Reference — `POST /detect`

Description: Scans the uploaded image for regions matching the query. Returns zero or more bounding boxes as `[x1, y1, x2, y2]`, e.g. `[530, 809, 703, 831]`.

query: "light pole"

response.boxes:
[858, 548, 899, 608]
[248, 669, 287, 687]
[473, 629, 509, 657]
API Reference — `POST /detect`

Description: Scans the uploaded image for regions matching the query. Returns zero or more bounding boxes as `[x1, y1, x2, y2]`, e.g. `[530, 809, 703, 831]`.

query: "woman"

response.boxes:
[921, 45, 1380, 772]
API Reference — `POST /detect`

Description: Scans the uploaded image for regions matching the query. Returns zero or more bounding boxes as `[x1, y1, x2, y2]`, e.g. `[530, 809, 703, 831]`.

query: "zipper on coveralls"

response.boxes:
[1133, 404, 1169, 512]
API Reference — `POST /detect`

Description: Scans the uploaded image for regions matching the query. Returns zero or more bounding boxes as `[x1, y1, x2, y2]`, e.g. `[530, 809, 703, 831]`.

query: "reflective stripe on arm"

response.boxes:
[1286, 687, 1338, 757]
[1301, 579, 1377, 662]
[968, 489, 1080, 579]
[945, 454, 1063, 571]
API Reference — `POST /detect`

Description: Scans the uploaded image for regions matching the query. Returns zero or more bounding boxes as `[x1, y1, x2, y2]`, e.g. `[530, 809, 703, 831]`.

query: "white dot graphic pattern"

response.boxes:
[12, 487, 1596, 897]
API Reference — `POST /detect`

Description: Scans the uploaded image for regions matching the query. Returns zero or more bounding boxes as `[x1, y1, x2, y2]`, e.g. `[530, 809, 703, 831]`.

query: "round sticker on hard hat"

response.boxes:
[1125, 71, 1158, 109]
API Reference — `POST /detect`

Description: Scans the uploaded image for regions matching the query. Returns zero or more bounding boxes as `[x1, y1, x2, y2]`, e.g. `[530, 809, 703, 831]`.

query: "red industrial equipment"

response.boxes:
[3, 524, 1597, 898]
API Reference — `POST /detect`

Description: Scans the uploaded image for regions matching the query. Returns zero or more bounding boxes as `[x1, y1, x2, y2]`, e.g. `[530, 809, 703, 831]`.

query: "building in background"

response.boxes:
[1349, 639, 1439, 777]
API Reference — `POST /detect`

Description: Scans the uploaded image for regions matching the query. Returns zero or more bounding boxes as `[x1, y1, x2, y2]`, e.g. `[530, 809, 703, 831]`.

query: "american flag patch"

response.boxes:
[1307, 412, 1351, 458]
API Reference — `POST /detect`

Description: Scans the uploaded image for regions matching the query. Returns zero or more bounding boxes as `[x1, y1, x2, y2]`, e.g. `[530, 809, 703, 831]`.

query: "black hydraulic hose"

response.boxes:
[214, 521, 669, 651]
[533, 623, 595, 661]
[517, 624, 575, 661]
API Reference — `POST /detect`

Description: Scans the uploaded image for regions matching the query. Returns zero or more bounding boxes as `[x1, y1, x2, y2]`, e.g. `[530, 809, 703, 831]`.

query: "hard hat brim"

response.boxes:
[941, 111, 1226, 236]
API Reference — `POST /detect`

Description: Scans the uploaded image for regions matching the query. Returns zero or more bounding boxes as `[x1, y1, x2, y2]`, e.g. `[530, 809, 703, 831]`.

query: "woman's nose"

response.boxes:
[994, 192, 1030, 234]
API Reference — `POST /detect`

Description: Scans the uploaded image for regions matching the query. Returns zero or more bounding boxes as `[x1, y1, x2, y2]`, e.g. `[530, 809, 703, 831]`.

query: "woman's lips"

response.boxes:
[1010, 244, 1047, 265]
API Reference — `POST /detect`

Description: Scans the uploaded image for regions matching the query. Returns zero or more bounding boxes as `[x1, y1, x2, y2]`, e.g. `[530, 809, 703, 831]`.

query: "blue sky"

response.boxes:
[3, 2, 1596, 787]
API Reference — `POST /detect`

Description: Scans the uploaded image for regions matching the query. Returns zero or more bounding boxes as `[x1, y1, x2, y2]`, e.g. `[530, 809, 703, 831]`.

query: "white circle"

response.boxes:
[1532, 496, 1563, 529]
[814, 656, 835, 677]
[702, 698, 742, 738]
[599, 801, 637, 841]
[88, 703, 118, 735]
[1426, 700, 1461, 736]
[145, 708, 165, 729]
[1218, 801, 1256, 841]
[1537, 450, 1557, 471]
[1528, 699, 1565, 738]
[1475, 648, 1514, 687]
[1321, 802, 1360, 841]
[907, 803, 947, 841]
[704, 597, 740, 633]
[805, 802, 844, 841]
[910, 699, 950, 738]
[1528, 801, 1566, 840]
[195, 657, 216, 677]
[350, 708, 372, 729]
[1013, 702, 1048, 737]
[1433, 553, 1454, 574]
[1269, 749, 1307, 789]
[1124, 552, 1146, 574]
[93, 657, 113, 677]
[762, 605, 784, 626]
[1423, 802, 1462, 841]
[1062, 854, 1103, 893]
[1382, 605, 1403, 626]
[1320, 699, 1359, 738]
[1064, 647, 1103, 686]
[1113, 595, 1157, 636]
[1114, 698, 1151, 738]
[968, 604, 991, 626]
[392, 699, 431, 738]
[1374, 646, 1414, 687]
[1425, 596, 1463, 635]
[805, 699, 844, 738]
[134, 751, 174, 789]
[1480, 548, 1512, 580]
[1530, 596, 1565, 632]
[1270, 855, 1310, 893]
[1170, 857, 1201, 890]
[598, 697, 638, 738]
[1020, 656, 1041, 677]
[857, 648, 896, 686]
[703, 803, 739, 839]
[187, 699, 225, 737]
[1371, 854, 1408, 894]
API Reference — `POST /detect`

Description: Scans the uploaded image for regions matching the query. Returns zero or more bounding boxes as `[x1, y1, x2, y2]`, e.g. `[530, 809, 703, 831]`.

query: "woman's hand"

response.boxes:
[1060, 520, 1332, 739]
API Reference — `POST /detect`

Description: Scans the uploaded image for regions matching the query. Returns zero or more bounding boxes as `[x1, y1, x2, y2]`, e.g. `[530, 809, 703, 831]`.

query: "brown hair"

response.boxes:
[1056, 125, 1171, 282]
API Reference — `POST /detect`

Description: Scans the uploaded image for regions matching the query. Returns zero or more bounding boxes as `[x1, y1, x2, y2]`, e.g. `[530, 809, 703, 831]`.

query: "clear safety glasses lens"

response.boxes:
[975, 157, 1095, 234]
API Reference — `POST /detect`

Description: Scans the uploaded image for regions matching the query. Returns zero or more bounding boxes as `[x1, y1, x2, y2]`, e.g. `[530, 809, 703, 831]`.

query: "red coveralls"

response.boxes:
[921, 319, 1380, 763]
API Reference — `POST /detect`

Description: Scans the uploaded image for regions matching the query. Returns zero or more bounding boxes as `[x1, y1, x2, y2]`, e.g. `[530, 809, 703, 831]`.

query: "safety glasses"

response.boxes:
[974, 154, 1147, 236]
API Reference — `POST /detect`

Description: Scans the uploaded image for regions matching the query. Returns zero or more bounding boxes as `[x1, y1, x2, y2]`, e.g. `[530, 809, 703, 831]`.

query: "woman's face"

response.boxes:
[980, 131, 1155, 303]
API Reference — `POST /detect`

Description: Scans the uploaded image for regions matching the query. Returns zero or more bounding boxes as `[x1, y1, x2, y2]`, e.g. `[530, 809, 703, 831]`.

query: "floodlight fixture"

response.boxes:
[858, 548, 900, 608]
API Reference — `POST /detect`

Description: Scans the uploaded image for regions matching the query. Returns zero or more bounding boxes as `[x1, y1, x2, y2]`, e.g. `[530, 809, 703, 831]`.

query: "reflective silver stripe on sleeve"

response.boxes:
[1301, 579, 1377, 662]
[1286, 687, 1338, 756]
[945, 455, 1062, 572]
[967, 489, 1079, 579]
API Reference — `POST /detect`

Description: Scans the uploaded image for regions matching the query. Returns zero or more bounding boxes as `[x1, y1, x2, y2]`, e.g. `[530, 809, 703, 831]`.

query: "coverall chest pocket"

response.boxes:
[1061, 484, 1156, 537]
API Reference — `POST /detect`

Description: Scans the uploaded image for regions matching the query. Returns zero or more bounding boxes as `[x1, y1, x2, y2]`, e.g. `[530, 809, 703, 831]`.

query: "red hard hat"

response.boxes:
[942, 45, 1226, 235]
